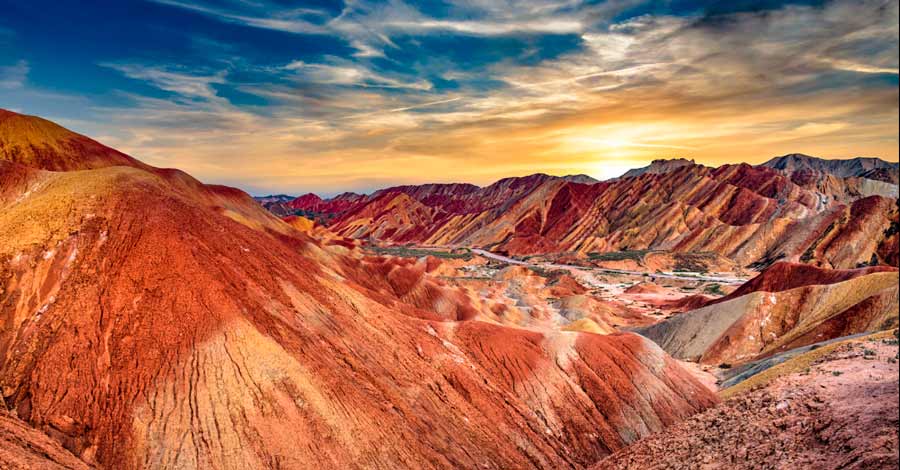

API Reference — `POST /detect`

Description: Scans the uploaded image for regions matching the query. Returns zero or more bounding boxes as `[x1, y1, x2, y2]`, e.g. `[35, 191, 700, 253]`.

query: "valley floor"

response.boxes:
[471, 248, 748, 285]
[361, 243, 899, 469]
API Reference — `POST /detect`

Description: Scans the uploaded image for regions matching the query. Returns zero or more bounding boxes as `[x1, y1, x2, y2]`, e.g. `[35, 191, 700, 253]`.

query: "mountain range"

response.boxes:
[260, 154, 899, 269]
[761, 153, 899, 184]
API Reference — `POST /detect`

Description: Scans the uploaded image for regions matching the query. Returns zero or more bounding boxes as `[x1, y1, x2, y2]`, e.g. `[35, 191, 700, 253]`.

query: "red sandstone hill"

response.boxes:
[286, 173, 597, 220]
[0, 109, 717, 468]
[639, 262, 899, 366]
[712, 262, 898, 304]
[275, 160, 899, 269]
[257, 192, 368, 218]
[0, 109, 148, 172]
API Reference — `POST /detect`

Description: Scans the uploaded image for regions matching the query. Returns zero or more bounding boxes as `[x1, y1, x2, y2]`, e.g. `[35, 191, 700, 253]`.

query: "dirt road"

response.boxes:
[470, 248, 747, 285]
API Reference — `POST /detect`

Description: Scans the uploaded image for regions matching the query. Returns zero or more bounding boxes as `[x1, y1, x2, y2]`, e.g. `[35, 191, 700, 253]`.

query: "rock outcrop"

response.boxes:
[620, 158, 698, 179]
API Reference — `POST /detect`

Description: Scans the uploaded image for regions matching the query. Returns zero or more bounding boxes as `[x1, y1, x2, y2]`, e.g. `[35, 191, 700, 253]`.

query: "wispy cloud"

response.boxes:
[0, 60, 28, 89]
[150, 0, 600, 57]
[283, 59, 432, 90]
[151, 0, 328, 34]
[100, 63, 227, 100]
[6, 0, 896, 195]
[384, 18, 584, 35]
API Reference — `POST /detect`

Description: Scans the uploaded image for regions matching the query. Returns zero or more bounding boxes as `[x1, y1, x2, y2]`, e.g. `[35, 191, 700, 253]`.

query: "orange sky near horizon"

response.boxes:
[5, 0, 896, 196]
[103, 80, 898, 194]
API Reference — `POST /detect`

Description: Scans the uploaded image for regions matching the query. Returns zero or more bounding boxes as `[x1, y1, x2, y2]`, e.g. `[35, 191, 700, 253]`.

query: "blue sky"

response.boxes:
[1, 0, 897, 195]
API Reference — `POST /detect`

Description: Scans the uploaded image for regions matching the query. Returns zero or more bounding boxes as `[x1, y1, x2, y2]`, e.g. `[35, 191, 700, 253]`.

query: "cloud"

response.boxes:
[100, 63, 227, 100]
[383, 18, 584, 35]
[14, 0, 895, 195]
[0, 60, 28, 89]
[151, 0, 328, 34]
[821, 58, 898, 75]
[151, 0, 600, 59]
[282, 59, 432, 90]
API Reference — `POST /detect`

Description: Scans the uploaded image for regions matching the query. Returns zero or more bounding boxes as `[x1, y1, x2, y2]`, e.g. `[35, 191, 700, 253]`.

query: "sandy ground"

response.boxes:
[677, 361, 719, 393]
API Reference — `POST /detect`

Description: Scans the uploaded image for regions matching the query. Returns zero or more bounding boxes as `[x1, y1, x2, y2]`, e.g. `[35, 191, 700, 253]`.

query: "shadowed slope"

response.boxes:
[0, 410, 91, 470]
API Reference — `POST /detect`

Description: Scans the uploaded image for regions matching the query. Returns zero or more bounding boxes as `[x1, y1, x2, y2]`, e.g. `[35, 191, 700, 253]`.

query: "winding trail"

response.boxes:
[470, 249, 747, 285]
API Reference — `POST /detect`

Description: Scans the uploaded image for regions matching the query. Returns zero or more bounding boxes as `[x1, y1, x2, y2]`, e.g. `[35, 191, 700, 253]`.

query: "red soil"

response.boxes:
[595, 337, 900, 469]
[662, 294, 714, 312]
[549, 274, 588, 297]
[714, 261, 897, 304]
[624, 283, 667, 295]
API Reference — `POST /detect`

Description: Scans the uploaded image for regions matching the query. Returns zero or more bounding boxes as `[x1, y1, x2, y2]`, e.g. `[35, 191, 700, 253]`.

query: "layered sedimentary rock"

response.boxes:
[761, 153, 899, 183]
[786, 169, 898, 202]
[711, 262, 897, 303]
[0, 109, 718, 468]
[639, 263, 899, 365]
[0, 409, 91, 470]
[282, 161, 898, 269]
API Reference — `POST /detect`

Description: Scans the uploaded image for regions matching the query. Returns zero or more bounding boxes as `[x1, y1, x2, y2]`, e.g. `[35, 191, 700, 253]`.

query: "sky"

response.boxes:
[0, 0, 897, 196]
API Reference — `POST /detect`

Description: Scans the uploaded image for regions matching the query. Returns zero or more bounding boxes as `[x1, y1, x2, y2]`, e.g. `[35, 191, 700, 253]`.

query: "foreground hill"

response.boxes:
[0, 109, 717, 468]
[281, 161, 899, 269]
[596, 332, 899, 469]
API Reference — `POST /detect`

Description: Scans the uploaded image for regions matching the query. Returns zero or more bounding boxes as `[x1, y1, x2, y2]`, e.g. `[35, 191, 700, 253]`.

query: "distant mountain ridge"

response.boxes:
[252, 194, 294, 204]
[258, 173, 599, 218]
[760, 153, 899, 184]
[266, 156, 898, 269]
[620, 158, 698, 179]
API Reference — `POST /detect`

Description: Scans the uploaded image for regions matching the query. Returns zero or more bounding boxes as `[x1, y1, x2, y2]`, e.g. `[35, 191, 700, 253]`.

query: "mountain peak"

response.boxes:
[0, 108, 146, 172]
[620, 158, 698, 179]
[562, 174, 600, 184]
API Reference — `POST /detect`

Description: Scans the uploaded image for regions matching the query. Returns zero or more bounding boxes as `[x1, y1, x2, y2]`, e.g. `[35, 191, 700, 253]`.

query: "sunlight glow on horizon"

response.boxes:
[2, 0, 896, 196]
